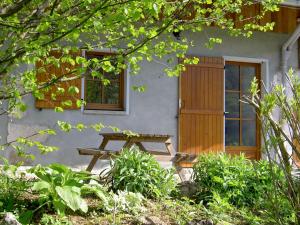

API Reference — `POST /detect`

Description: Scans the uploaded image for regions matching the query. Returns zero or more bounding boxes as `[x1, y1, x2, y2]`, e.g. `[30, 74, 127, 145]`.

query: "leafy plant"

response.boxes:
[110, 148, 177, 199]
[244, 69, 300, 224]
[105, 190, 145, 215]
[29, 164, 92, 215]
[192, 153, 294, 224]
[193, 154, 282, 206]
[0, 164, 31, 212]
[40, 214, 72, 225]
[207, 192, 263, 225]
[162, 198, 206, 225]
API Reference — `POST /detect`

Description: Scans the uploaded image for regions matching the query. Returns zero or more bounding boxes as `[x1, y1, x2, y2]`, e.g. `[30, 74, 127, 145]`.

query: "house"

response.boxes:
[0, 1, 300, 169]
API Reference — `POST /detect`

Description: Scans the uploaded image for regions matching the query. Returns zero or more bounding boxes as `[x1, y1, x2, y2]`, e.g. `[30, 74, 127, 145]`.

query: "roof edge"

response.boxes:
[281, 1, 300, 7]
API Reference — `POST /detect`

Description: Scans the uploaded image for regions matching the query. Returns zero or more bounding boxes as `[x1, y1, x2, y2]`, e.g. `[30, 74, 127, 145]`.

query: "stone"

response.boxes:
[139, 216, 166, 225]
[178, 181, 198, 198]
[0, 213, 21, 225]
[187, 219, 214, 225]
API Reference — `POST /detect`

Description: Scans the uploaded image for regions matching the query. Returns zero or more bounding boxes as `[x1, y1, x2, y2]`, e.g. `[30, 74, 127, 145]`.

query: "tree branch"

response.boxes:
[0, 0, 33, 18]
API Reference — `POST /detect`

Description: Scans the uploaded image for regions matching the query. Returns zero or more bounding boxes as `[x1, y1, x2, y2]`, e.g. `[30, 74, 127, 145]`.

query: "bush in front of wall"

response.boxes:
[29, 163, 109, 217]
[110, 148, 177, 199]
[0, 164, 31, 212]
[192, 153, 286, 207]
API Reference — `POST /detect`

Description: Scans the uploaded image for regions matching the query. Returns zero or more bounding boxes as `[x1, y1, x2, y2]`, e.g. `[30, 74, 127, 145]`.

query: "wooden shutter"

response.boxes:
[35, 51, 81, 109]
[179, 56, 224, 160]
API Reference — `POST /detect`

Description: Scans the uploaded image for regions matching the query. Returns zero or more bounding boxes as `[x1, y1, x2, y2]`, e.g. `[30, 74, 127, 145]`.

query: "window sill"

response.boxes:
[82, 109, 129, 116]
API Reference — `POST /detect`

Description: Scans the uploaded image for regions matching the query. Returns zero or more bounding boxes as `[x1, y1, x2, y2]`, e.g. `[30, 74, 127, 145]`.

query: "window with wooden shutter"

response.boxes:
[35, 51, 81, 110]
[84, 51, 125, 111]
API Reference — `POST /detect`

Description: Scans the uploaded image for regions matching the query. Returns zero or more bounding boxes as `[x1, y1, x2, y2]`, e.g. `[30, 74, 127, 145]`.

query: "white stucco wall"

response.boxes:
[0, 114, 8, 146]
[1, 27, 298, 168]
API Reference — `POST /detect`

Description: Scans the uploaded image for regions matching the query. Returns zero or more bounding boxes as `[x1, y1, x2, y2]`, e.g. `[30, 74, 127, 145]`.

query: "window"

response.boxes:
[225, 61, 260, 157]
[84, 51, 125, 111]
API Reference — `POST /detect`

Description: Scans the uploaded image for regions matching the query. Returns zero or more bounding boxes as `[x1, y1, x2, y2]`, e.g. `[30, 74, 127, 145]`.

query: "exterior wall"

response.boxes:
[0, 114, 8, 146]
[1, 27, 298, 168]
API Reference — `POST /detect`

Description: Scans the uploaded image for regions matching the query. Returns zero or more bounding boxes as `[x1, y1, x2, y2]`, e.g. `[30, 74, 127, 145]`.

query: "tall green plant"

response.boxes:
[0, 164, 31, 212]
[29, 163, 107, 216]
[193, 154, 283, 206]
[110, 148, 177, 199]
[192, 154, 293, 223]
[243, 70, 300, 224]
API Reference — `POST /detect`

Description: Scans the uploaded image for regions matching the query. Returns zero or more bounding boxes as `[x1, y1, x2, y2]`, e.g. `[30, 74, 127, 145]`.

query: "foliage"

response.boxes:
[99, 190, 146, 224]
[207, 193, 264, 225]
[29, 163, 93, 215]
[162, 198, 206, 225]
[0, 0, 282, 187]
[192, 153, 294, 224]
[110, 148, 177, 199]
[40, 214, 72, 225]
[0, 159, 37, 224]
[0, 0, 280, 134]
[104, 190, 145, 215]
[244, 69, 300, 224]
[0, 164, 31, 212]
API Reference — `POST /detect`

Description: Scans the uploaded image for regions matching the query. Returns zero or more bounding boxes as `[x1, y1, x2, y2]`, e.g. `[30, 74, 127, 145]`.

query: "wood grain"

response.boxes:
[179, 56, 225, 167]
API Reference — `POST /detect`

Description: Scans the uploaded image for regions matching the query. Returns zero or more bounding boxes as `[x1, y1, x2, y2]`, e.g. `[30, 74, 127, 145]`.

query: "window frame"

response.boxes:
[83, 51, 125, 111]
[224, 61, 261, 157]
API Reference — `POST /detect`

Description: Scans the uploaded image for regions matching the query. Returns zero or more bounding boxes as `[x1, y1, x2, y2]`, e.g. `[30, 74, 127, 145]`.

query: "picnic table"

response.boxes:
[77, 133, 197, 180]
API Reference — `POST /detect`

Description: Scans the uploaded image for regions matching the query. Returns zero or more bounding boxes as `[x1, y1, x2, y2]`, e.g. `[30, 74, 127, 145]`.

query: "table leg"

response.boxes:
[135, 142, 147, 152]
[99, 137, 109, 150]
[122, 139, 134, 149]
[86, 155, 100, 172]
[165, 138, 175, 156]
[86, 137, 109, 172]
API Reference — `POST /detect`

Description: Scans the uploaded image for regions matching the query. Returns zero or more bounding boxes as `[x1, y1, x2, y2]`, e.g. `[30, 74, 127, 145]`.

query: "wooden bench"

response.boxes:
[77, 133, 198, 180]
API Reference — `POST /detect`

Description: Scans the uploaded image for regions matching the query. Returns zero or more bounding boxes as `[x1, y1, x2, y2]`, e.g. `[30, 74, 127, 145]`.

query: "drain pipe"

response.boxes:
[281, 23, 300, 85]
[281, 23, 300, 159]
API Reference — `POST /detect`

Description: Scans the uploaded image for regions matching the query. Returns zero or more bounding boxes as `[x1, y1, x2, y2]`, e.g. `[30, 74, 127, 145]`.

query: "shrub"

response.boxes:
[29, 163, 108, 216]
[110, 148, 176, 199]
[193, 154, 295, 224]
[104, 190, 145, 215]
[0, 165, 31, 211]
[192, 153, 286, 207]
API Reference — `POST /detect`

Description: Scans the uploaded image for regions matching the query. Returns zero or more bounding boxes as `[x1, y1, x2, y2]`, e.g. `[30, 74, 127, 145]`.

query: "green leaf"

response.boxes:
[68, 86, 79, 94]
[56, 186, 88, 213]
[53, 200, 66, 216]
[32, 181, 51, 191]
[19, 103, 27, 112]
[49, 163, 70, 174]
[19, 210, 34, 225]
[61, 100, 72, 107]
[57, 121, 72, 132]
[54, 107, 64, 113]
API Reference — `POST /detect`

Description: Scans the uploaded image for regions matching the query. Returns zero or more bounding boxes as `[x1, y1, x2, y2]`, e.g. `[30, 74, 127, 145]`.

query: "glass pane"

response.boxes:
[104, 71, 120, 80]
[86, 80, 102, 103]
[103, 82, 120, 104]
[241, 66, 256, 94]
[242, 120, 256, 146]
[86, 54, 103, 60]
[225, 120, 240, 146]
[225, 64, 239, 90]
[242, 102, 256, 119]
[225, 92, 240, 118]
